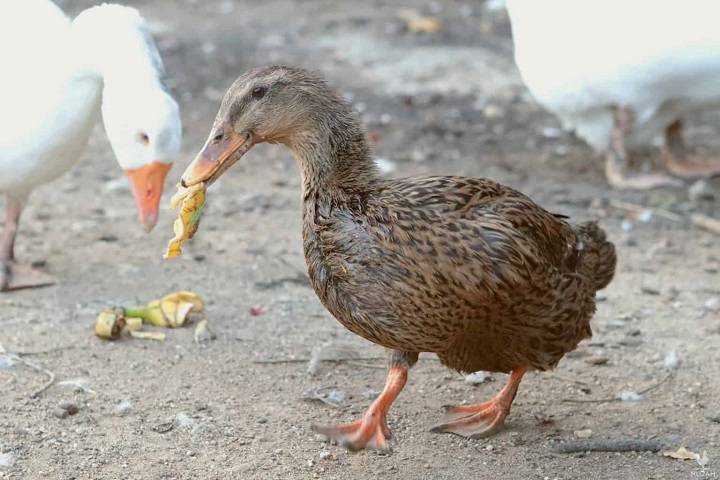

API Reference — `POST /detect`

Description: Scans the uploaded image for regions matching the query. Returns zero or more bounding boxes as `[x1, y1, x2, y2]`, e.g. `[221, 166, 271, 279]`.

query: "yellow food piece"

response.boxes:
[163, 182, 206, 259]
[123, 317, 143, 332]
[95, 309, 125, 340]
[144, 291, 204, 328]
[129, 331, 166, 341]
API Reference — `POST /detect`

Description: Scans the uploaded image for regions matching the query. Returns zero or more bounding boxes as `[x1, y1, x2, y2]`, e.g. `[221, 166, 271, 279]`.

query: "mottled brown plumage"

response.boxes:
[181, 65, 617, 450]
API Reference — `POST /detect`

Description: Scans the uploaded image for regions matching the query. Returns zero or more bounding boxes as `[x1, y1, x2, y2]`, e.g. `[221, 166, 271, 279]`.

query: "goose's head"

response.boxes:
[102, 86, 181, 232]
[73, 4, 182, 232]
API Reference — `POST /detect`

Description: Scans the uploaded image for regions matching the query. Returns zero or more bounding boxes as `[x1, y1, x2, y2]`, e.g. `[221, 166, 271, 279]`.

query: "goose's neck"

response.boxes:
[70, 8, 164, 93]
[288, 114, 378, 200]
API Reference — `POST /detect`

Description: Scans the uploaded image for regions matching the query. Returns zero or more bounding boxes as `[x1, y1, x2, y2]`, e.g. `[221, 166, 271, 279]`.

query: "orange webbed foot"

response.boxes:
[430, 398, 509, 438]
[313, 411, 392, 451]
[431, 368, 527, 439]
[313, 363, 408, 451]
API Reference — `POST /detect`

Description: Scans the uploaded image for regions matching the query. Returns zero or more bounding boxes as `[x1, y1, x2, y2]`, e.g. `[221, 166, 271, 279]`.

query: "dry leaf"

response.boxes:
[663, 446, 703, 464]
[194, 319, 216, 344]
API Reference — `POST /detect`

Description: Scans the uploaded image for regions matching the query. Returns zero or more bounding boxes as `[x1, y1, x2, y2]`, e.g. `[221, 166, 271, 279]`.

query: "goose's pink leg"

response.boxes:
[662, 120, 720, 178]
[1, 194, 55, 292]
[605, 107, 682, 189]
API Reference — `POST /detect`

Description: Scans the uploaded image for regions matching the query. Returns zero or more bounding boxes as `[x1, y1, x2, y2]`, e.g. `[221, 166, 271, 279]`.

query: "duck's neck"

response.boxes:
[287, 113, 379, 201]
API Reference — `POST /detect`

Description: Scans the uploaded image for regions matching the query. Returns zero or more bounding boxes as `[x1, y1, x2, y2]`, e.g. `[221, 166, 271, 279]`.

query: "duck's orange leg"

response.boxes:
[431, 367, 526, 439]
[313, 363, 408, 450]
[662, 119, 720, 178]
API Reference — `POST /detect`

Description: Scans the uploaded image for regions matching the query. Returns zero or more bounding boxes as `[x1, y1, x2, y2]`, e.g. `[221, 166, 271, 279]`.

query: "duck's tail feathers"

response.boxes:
[576, 221, 616, 291]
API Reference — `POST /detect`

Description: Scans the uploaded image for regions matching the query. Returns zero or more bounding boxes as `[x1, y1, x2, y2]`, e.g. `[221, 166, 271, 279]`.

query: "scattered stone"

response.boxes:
[52, 407, 69, 419]
[663, 351, 680, 370]
[688, 179, 715, 202]
[465, 371, 492, 384]
[585, 356, 609, 366]
[318, 451, 332, 460]
[53, 401, 79, 418]
[574, 429, 592, 439]
[618, 391, 642, 402]
[114, 400, 134, 416]
[0, 452, 15, 469]
[704, 297, 720, 312]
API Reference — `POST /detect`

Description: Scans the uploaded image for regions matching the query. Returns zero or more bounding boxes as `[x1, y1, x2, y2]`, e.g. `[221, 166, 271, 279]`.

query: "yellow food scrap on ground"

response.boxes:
[164, 182, 206, 259]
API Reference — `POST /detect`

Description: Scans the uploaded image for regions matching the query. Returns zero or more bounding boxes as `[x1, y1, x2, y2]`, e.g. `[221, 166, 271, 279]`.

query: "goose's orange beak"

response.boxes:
[125, 161, 172, 232]
[181, 125, 253, 187]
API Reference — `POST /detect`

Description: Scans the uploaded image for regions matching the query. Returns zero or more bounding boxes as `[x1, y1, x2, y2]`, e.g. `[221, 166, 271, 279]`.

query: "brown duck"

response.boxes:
[180, 66, 617, 450]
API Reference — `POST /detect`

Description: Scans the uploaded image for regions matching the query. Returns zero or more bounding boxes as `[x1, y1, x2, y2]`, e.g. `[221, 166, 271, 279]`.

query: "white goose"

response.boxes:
[506, 0, 720, 189]
[0, 0, 181, 290]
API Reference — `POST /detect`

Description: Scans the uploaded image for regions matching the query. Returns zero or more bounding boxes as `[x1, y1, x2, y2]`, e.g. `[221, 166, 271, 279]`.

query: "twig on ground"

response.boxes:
[608, 199, 681, 222]
[555, 439, 664, 454]
[562, 371, 674, 404]
[546, 373, 591, 386]
[253, 356, 385, 365]
[691, 213, 720, 235]
[1, 342, 57, 398]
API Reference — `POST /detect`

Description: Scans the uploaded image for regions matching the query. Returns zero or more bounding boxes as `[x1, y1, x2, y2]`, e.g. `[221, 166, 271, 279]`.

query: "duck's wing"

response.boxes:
[372, 176, 579, 273]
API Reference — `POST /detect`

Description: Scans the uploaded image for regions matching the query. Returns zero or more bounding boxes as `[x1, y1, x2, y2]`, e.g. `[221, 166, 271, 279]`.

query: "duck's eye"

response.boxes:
[251, 86, 267, 100]
[137, 131, 150, 145]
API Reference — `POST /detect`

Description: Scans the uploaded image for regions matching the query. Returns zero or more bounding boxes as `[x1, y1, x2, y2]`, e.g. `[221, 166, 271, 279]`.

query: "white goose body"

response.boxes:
[0, 0, 181, 290]
[506, 0, 720, 150]
[0, 0, 100, 194]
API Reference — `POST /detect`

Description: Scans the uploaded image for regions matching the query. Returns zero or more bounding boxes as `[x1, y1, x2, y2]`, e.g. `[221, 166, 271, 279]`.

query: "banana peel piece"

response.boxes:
[95, 308, 126, 340]
[164, 182, 206, 259]
[127, 291, 204, 328]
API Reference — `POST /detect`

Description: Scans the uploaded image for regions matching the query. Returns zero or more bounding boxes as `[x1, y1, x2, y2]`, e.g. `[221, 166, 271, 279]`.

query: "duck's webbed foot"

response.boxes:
[313, 408, 393, 451]
[430, 367, 526, 439]
[605, 107, 682, 190]
[663, 120, 720, 179]
[312, 351, 416, 451]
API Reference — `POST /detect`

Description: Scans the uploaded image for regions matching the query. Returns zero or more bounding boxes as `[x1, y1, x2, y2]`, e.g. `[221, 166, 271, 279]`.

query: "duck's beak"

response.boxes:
[125, 161, 172, 232]
[180, 125, 253, 187]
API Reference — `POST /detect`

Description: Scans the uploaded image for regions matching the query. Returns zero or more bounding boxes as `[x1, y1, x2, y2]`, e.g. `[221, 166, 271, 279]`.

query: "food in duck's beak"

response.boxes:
[181, 125, 253, 187]
[163, 182, 206, 259]
[125, 161, 173, 232]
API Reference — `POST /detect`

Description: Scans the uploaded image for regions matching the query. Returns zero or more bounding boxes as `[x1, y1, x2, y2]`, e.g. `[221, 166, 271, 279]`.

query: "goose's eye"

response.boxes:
[251, 86, 267, 100]
[137, 131, 150, 145]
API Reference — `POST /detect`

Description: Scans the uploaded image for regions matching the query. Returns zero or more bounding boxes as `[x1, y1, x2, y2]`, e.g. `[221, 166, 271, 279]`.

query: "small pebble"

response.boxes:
[585, 356, 609, 366]
[663, 351, 680, 370]
[704, 297, 720, 312]
[574, 429, 592, 439]
[618, 391, 642, 402]
[114, 400, 134, 416]
[0, 452, 15, 468]
[52, 407, 69, 419]
[465, 371, 492, 384]
[688, 179, 715, 202]
[58, 401, 79, 415]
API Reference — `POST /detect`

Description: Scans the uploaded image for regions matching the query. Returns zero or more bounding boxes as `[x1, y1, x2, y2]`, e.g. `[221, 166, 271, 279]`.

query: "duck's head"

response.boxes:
[181, 65, 345, 187]
[74, 4, 182, 232]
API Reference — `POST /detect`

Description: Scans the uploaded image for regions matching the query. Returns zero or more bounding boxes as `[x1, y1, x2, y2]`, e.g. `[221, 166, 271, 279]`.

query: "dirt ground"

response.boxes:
[2, 1, 719, 479]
